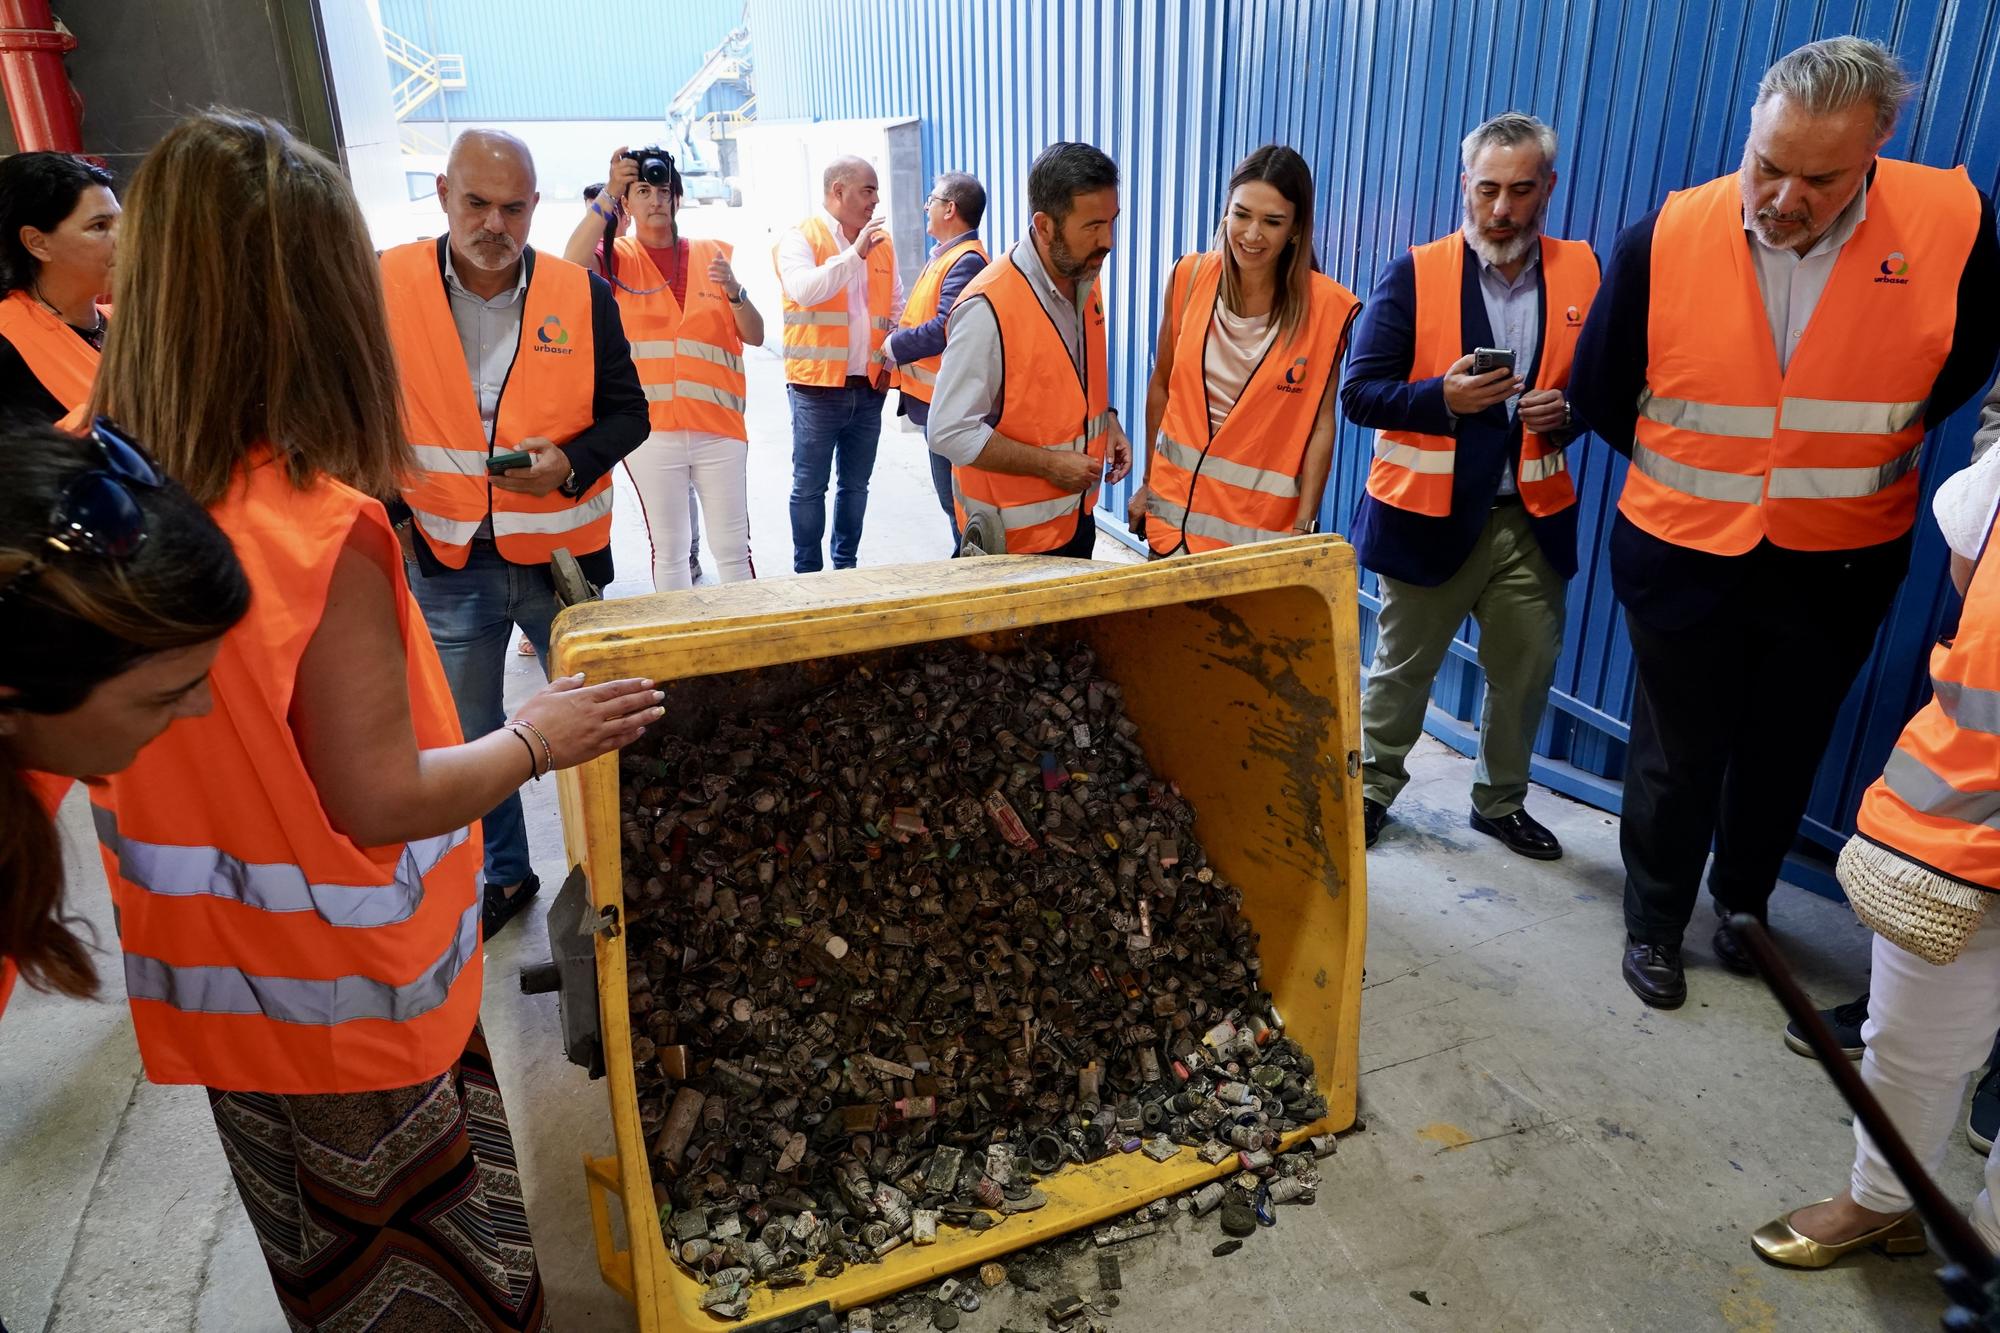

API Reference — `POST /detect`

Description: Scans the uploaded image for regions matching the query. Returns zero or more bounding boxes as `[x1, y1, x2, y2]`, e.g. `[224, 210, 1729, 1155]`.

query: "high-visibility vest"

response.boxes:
[1145, 252, 1359, 554]
[950, 250, 1111, 554]
[774, 214, 895, 386]
[610, 235, 748, 440]
[1366, 233, 1598, 519]
[0, 288, 104, 414]
[1856, 503, 2000, 890]
[380, 241, 609, 568]
[92, 452, 482, 1093]
[1623, 159, 1980, 555]
[893, 234, 987, 404]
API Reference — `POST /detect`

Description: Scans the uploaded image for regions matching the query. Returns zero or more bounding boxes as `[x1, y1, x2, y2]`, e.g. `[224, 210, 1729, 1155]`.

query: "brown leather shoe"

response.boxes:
[1622, 935, 1686, 1009]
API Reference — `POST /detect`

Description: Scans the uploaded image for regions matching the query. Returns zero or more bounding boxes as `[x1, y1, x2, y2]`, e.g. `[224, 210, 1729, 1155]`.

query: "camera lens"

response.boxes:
[641, 156, 671, 187]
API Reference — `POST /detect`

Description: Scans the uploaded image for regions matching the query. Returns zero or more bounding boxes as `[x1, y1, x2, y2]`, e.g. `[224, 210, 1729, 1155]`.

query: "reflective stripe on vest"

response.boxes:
[125, 900, 479, 1025]
[0, 289, 102, 413]
[1145, 495, 1291, 548]
[1622, 160, 1978, 554]
[775, 217, 895, 386]
[895, 236, 987, 404]
[382, 241, 606, 567]
[1143, 254, 1359, 556]
[612, 237, 748, 439]
[96, 454, 483, 1093]
[1855, 493, 2000, 890]
[95, 804, 467, 929]
[950, 247, 1109, 553]
[1365, 233, 1597, 520]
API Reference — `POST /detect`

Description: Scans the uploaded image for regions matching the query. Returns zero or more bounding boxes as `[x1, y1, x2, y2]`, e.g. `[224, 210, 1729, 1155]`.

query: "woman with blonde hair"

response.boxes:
[1127, 144, 1361, 555]
[85, 109, 662, 1331]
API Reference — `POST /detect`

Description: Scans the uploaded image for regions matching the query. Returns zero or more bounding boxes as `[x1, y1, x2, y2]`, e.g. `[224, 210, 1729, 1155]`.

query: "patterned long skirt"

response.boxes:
[208, 1025, 548, 1332]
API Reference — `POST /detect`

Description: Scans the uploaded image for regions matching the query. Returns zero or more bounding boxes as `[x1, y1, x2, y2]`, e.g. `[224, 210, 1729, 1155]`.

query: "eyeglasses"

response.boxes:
[0, 417, 165, 602]
[925, 195, 949, 208]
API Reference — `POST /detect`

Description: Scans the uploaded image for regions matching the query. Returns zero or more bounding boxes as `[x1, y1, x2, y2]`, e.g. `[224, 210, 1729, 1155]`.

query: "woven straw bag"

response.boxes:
[1838, 835, 1993, 966]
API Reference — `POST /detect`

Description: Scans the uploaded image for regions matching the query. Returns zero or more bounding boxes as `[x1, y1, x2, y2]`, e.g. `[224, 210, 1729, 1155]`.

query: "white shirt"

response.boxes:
[1202, 302, 1277, 434]
[1472, 241, 1542, 496]
[1935, 379, 2000, 561]
[776, 206, 905, 377]
[1745, 184, 1868, 373]
[442, 245, 529, 538]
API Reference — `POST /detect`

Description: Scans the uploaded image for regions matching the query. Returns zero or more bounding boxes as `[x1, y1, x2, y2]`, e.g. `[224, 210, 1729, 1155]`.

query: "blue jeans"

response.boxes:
[788, 382, 886, 572]
[926, 444, 961, 548]
[407, 540, 559, 889]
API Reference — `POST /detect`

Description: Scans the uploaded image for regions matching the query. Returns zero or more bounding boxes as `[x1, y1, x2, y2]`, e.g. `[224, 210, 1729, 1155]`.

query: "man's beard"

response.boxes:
[1461, 197, 1543, 268]
[1048, 229, 1108, 280]
[462, 233, 521, 270]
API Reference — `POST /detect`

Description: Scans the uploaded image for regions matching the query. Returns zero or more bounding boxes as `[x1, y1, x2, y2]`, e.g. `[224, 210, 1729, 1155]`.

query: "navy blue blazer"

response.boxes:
[1340, 239, 1581, 586]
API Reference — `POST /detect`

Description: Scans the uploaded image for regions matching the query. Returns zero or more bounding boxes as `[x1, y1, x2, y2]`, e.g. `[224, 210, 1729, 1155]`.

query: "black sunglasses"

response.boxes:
[0, 417, 165, 601]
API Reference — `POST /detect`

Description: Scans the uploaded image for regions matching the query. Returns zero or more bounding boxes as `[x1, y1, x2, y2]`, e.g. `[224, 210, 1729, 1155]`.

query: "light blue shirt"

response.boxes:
[442, 246, 529, 537]
[1474, 242, 1540, 496]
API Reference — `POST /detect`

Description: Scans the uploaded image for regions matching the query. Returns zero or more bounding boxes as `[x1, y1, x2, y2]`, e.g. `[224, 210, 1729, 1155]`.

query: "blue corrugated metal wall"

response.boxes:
[750, 0, 2000, 870]
[376, 0, 745, 121]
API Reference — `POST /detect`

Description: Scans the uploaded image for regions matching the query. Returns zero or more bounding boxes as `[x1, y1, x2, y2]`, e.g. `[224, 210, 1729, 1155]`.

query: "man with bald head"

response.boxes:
[774, 154, 903, 571]
[380, 128, 648, 938]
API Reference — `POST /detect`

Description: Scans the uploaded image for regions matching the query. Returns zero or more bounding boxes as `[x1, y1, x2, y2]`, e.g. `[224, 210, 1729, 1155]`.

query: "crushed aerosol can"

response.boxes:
[616, 643, 1330, 1314]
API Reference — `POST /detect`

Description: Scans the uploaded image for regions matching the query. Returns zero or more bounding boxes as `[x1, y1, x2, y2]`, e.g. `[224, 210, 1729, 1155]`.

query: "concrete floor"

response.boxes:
[1, 352, 1977, 1331]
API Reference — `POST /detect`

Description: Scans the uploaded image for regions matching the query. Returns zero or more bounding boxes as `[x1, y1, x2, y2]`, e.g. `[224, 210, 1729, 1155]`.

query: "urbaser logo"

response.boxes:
[1875, 251, 1911, 286]
[1277, 356, 1308, 394]
[533, 314, 575, 353]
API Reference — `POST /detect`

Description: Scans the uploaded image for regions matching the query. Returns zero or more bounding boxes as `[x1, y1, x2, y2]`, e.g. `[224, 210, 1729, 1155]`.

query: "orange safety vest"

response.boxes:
[1367, 233, 1597, 519]
[1856, 504, 2000, 890]
[0, 288, 105, 414]
[381, 241, 609, 568]
[893, 234, 987, 404]
[610, 235, 748, 441]
[92, 452, 482, 1093]
[1623, 159, 1980, 555]
[951, 248, 1111, 554]
[1145, 252, 1359, 554]
[774, 215, 896, 386]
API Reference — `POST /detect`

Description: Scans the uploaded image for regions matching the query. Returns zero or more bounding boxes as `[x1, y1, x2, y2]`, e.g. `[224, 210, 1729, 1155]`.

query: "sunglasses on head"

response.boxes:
[0, 417, 165, 602]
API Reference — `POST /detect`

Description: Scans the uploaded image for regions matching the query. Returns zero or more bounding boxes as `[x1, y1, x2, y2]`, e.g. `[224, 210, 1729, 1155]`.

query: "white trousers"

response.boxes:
[623, 429, 753, 591]
[1850, 916, 2000, 1248]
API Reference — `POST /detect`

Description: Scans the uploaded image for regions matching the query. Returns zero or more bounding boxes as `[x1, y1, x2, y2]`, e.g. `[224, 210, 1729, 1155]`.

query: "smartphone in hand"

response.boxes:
[1471, 347, 1516, 376]
[487, 450, 533, 475]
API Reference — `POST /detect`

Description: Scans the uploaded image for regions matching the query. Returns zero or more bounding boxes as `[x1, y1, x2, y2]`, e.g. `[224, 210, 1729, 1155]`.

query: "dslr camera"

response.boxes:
[623, 147, 677, 189]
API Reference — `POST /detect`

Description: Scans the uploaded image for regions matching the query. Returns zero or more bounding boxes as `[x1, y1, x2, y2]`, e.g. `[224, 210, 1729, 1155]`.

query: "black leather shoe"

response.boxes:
[1364, 798, 1388, 848]
[1712, 917, 1760, 977]
[1623, 935, 1686, 1009]
[1469, 809, 1562, 860]
[482, 870, 542, 941]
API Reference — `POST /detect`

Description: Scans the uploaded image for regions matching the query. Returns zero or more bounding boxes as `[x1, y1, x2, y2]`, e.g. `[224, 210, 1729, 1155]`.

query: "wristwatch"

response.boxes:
[728, 286, 747, 306]
[557, 460, 585, 499]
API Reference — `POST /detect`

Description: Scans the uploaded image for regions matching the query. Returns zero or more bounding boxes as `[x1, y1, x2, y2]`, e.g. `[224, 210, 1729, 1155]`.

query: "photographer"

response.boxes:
[566, 146, 762, 590]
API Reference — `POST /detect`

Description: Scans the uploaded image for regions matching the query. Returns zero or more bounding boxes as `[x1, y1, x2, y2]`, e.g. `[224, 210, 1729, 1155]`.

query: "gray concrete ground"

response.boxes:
[1, 353, 1974, 1331]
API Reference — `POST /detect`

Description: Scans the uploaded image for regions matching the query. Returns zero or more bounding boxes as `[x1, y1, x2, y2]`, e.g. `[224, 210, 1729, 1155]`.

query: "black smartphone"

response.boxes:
[487, 450, 533, 474]
[1471, 347, 1516, 376]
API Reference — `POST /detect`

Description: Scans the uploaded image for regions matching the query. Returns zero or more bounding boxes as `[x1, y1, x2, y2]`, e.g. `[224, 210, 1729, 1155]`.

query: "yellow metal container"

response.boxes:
[553, 539, 1366, 1332]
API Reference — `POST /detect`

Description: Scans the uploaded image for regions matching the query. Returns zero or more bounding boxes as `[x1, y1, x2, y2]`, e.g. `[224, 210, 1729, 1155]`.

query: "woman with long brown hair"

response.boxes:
[1, 420, 247, 1016]
[84, 109, 662, 1331]
[1127, 144, 1361, 555]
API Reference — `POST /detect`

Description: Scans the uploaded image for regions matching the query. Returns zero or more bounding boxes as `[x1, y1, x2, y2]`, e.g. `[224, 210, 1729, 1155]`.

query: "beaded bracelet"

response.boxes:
[508, 717, 554, 779]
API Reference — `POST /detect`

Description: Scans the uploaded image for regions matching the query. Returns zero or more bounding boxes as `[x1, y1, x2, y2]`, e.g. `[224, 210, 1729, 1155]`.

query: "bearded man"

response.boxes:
[1340, 111, 1600, 860]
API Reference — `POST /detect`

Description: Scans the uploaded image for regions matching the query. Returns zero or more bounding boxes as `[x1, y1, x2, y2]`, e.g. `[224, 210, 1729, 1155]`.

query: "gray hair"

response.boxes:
[1460, 112, 1557, 174]
[1757, 36, 1916, 141]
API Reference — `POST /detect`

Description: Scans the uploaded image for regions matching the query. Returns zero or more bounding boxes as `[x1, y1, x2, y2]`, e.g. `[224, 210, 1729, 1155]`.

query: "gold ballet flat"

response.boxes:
[1751, 1202, 1927, 1269]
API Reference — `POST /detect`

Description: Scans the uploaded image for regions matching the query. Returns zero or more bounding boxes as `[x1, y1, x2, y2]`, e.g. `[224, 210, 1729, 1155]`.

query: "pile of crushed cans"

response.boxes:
[617, 643, 1330, 1321]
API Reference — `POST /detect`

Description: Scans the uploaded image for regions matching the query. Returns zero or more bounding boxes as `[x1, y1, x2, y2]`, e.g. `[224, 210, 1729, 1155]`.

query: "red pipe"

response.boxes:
[0, 0, 81, 152]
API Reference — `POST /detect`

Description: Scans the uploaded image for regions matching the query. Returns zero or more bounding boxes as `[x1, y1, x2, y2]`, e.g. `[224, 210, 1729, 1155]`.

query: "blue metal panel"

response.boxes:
[752, 1, 2000, 872]
[376, 0, 744, 121]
